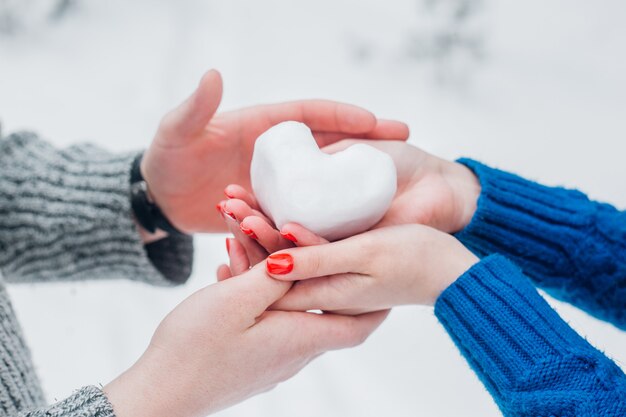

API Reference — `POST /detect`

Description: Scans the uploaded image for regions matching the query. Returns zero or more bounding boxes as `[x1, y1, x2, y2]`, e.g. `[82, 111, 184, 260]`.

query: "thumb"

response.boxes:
[228, 263, 293, 316]
[159, 69, 223, 143]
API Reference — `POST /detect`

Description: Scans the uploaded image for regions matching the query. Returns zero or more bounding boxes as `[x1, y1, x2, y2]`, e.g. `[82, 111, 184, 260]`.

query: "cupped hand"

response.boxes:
[264, 224, 479, 314]
[141, 70, 410, 233]
[217, 140, 481, 264]
[104, 259, 388, 417]
[322, 140, 481, 233]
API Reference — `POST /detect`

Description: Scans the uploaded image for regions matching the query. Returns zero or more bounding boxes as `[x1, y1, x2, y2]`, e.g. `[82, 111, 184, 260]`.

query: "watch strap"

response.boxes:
[130, 153, 184, 235]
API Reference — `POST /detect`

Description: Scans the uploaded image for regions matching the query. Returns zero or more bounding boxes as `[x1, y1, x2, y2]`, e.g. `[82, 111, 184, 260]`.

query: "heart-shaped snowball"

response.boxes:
[250, 121, 397, 241]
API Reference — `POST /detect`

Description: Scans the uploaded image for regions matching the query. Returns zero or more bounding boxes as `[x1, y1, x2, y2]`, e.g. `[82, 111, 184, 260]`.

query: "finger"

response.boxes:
[271, 273, 366, 312]
[313, 119, 409, 146]
[228, 238, 251, 276]
[222, 198, 253, 222]
[160, 69, 223, 143]
[279, 223, 329, 247]
[223, 207, 268, 266]
[227, 264, 292, 314]
[216, 264, 232, 282]
[224, 184, 260, 210]
[241, 216, 294, 253]
[261, 100, 377, 136]
[312, 132, 353, 145]
[265, 234, 371, 281]
[361, 119, 410, 141]
[223, 199, 272, 225]
[291, 310, 389, 352]
[321, 138, 395, 155]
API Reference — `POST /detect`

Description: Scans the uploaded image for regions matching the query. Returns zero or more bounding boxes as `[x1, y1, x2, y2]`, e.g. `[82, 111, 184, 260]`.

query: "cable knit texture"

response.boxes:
[436, 255, 626, 417]
[0, 132, 195, 416]
[456, 159, 626, 329]
[18, 386, 114, 417]
[0, 132, 193, 285]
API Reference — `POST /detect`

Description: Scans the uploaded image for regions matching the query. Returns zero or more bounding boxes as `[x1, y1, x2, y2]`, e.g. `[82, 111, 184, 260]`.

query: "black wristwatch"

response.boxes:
[130, 153, 184, 235]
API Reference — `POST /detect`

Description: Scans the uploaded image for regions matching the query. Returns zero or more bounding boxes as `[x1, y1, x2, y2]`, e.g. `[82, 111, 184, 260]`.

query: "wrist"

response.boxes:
[430, 247, 479, 305]
[444, 161, 481, 233]
[135, 220, 168, 244]
[131, 153, 185, 235]
[104, 350, 187, 417]
[131, 175, 168, 243]
[103, 367, 157, 417]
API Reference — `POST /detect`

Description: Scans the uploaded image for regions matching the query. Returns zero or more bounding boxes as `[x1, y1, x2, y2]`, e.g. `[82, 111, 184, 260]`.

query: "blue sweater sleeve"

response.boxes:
[455, 159, 626, 329]
[435, 255, 626, 417]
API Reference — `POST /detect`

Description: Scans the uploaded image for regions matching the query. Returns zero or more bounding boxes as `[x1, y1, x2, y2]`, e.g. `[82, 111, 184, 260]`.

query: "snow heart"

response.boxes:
[250, 121, 397, 241]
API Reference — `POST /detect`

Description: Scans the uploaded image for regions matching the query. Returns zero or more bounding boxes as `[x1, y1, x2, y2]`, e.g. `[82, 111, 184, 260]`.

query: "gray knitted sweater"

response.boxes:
[0, 132, 194, 417]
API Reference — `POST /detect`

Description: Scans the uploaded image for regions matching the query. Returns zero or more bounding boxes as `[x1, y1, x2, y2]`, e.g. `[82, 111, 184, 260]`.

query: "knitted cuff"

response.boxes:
[435, 255, 609, 408]
[455, 158, 596, 272]
[0, 132, 193, 285]
[145, 232, 194, 284]
[455, 159, 626, 328]
[24, 386, 115, 417]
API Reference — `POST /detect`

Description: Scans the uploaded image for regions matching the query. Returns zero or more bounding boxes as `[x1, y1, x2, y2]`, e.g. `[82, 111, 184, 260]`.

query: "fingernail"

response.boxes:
[280, 231, 297, 243]
[225, 238, 231, 254]
[222, 207, 236, 220]
[266, 253, 294, 275]
[216, 203, 224, 217]
[240, 224, 258, 239]
[224, 189, 235, 199]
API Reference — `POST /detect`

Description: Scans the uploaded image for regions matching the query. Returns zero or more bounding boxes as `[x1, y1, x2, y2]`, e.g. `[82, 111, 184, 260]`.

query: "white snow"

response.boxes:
[250, 121, 397, 241]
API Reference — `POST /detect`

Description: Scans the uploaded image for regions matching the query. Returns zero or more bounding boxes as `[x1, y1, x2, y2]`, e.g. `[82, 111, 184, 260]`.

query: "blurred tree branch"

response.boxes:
[407, 0, 486, 84]
[0, 0, 78, 35]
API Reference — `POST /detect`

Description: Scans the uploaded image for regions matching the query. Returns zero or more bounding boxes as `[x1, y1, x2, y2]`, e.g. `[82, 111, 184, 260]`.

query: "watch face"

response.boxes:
[130, 180, 157, 233]
[130, 179, 181, 235]
[131, 180, 148, 195]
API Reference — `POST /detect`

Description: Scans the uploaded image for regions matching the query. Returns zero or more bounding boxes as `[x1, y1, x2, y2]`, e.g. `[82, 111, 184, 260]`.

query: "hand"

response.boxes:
[323, 140, 482, 234]
[217, 140, 481, 263]
[262, 225, 478, 314]
[104, 261, 388, 417]
[141, 70, 410, 233]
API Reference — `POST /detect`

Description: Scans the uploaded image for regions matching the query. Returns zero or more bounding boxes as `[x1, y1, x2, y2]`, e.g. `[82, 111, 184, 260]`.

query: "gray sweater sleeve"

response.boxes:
[0, 131, 193, 285]
[18, 386, 115, 417]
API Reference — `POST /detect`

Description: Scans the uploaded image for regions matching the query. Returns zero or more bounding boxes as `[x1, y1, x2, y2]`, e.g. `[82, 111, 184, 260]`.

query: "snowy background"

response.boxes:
[1, 1, 625, 416]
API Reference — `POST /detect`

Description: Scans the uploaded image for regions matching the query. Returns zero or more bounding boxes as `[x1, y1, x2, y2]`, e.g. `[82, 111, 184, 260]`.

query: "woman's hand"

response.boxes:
[261, 225, 478, 314]
[104, 262, 388, 417]
[218, 140, 481, 263]
[141, 70, 410, 233]
[322, 140, 481, 233]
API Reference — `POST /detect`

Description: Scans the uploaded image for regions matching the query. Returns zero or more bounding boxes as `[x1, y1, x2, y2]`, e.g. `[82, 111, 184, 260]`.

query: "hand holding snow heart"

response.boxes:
[250, 122, 397, 241]
[219, 138, 481, 270]
[217, 129, 482, 313]
[141, 70, 410, 234]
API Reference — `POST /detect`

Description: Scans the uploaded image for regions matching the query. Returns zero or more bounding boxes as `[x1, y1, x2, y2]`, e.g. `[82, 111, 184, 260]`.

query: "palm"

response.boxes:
[219, 141, 478, 270]
[143, 112, 252, 233]
[324, 140, 467, 234]
[377, 149, 463, 233]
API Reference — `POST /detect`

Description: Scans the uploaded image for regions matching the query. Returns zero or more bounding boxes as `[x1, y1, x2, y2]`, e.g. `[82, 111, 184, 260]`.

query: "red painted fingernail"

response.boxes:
[222, 207, 236, 220]
[216, 203, 223, 217]
[225, 238, 231, 254]
[266, 253, 294, 275]
[281, 231, 298, 243]
[240, 224, 258, 239]
[224, 189, 235, 199]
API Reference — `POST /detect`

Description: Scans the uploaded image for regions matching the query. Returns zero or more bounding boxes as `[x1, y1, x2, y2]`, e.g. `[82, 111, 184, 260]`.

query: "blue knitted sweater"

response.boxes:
[434, 160, 626, 416]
